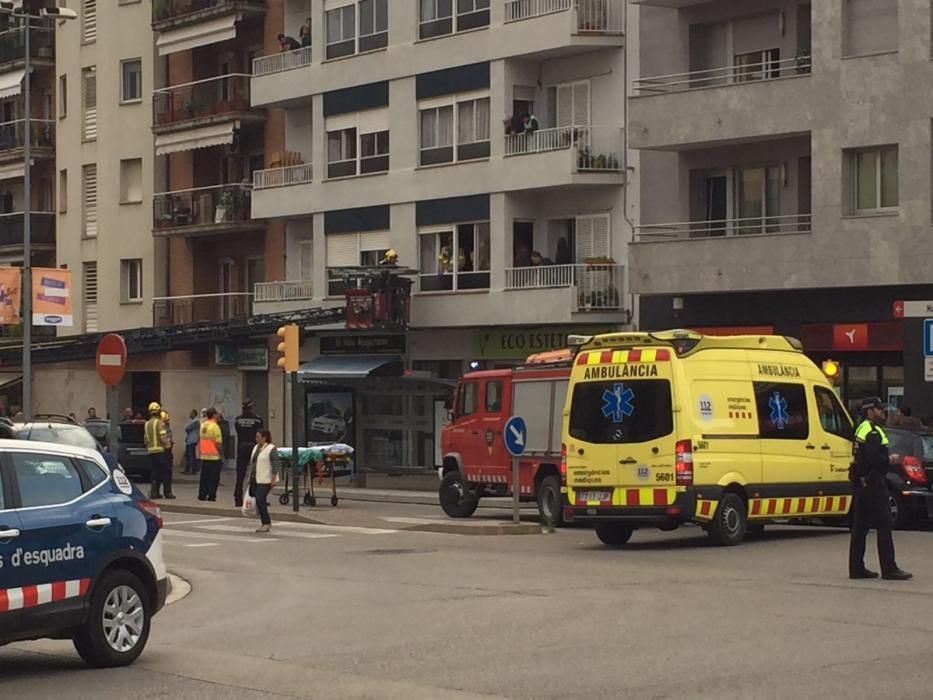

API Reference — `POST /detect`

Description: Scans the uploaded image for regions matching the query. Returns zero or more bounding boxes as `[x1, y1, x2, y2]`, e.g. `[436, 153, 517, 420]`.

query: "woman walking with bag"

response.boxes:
[248, 429, 281, 533]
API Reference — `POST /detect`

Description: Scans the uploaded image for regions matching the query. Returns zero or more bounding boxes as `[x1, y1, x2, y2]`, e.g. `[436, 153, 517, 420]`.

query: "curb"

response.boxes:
[165, 572, 191, 606]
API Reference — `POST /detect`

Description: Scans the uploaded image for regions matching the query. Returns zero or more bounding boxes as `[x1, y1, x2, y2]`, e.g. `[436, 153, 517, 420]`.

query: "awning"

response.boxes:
[0, 375, 22, 390]
[0, 162, 25, 181]
[0, 69, 25, 100]
[156, 15, 238, 56]
[155, 122, 237, 156]
[298, 355, 404, 380]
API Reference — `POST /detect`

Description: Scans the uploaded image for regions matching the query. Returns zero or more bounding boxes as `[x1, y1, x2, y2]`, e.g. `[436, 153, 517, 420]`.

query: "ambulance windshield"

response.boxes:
[569, 380, 673, 444]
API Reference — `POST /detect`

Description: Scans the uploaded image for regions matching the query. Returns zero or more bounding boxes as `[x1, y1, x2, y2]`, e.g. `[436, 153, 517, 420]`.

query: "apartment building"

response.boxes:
[250, 0, 631, 467]
[629, 0, 933, 414]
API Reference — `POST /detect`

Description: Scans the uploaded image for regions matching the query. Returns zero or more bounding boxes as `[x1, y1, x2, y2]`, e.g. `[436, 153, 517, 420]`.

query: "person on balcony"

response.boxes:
[299, 18, 311, 47]
[278, 33, 300, 51]
[555, 238, 572, 265]
[530, 251, 552, 267]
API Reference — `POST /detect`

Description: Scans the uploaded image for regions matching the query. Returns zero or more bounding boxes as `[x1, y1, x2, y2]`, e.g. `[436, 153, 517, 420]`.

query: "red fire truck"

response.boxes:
[438, 350, 572, 525]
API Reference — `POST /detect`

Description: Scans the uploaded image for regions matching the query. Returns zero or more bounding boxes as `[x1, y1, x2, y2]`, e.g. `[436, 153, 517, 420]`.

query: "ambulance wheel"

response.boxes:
[708, 493, 747, 546]
[73, 569, 151, 668]
[536, 475, 563, 528]
[278, 494, 290, 505]
[439, 471, 478, 518]
[595, 522, 634, 547]
[331, 495, 339, 507]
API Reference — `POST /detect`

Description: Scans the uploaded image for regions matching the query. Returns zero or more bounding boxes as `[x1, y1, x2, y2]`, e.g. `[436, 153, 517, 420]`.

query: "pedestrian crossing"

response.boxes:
[162, 515, 400, 549]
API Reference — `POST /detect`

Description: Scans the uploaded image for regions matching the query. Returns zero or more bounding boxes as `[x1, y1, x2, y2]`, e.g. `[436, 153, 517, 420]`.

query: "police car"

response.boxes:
[0, 439, 167, 667]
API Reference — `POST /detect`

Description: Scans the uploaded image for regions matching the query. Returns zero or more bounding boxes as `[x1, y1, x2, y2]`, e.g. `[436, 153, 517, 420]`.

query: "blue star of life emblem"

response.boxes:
[769, 391, 790, 430]
[602, 383, 635, 424]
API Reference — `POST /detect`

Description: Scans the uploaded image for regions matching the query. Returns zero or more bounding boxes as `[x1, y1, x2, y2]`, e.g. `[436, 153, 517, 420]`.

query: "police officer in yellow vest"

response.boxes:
[849, 397, 911, 580]
[145, 401, 175, 500]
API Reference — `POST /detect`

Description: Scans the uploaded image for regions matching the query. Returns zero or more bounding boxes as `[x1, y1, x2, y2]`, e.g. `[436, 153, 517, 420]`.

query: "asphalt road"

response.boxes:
[3, 505, 933, 700]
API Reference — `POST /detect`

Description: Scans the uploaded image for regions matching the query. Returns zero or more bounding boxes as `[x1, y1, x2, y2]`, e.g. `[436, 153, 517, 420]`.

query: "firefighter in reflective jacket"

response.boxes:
[849, 397, 911, 581]
[145, 401, 175, 500]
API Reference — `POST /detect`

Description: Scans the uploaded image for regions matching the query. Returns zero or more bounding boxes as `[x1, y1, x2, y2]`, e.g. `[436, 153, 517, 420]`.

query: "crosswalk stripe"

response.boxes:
[196, 524, 339, 540]
[163, 529, 280, 544]
[185, 543, 220, 548]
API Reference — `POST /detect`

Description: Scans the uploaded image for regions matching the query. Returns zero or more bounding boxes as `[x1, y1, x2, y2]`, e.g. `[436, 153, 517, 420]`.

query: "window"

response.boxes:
[120, 158, 142, 203]
[327, 128, 357, 178]
[419, 0, 488, 38]
[574, 213, 610, 261]
[58, 169, 67, 213]
[82, 66, 97, 140]
[326, 231, 391, 295]
[13, 453, 85, 507]
[358, 0, 388, 52]
[121, 258, 143, 303]
[59, 74, 66, 118]
[485, 380, 503, 413]
[298, 239, 313, 281]
[815, 387, 854, 440]
[419, 96, 489, 166]
[82, 163, 98, 236]
[326, 0, 387, 59]
[83, 261, 98, 333]
[419, 222, 490, 292]
[843, 0, 898, 57]
[360, 130, 389, 174]
[121, 59, 142, 103]
[457, 381, 478, 417]
[550, 80, 590, 128]
[734, 48, 780, 82]
[569, 380, 674, 444]
[735, 165, 782, 234]
[82, 0, 97, 43]
[325, 5, 356, 59]
[849, 146, 898, 213]
[77, 458, 108, 487]
[754, 382, 809, 440]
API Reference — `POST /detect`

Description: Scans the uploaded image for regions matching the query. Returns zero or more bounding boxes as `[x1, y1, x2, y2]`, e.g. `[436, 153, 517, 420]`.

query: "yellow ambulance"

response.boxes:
[562, 330, 854, 546]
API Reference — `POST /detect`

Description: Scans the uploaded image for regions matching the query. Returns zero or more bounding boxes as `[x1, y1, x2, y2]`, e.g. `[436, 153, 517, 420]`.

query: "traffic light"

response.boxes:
[821, 359, 841, 382]
[276, 324, 299, 373]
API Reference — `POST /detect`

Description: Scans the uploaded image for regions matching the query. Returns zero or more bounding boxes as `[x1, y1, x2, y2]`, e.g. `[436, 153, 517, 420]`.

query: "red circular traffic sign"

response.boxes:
[96, 334, 127, 386]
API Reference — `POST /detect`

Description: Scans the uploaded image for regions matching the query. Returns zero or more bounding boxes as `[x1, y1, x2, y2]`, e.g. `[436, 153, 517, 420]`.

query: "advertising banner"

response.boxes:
[0, 267, 22, 325]
[32, 268, 73, 326]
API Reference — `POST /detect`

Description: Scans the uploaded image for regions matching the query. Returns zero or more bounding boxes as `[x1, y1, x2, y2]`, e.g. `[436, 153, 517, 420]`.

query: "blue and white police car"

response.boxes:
[0, 438, 167, 667]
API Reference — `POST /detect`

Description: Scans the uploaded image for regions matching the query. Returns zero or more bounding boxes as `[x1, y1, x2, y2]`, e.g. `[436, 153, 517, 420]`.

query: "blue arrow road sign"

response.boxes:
[925, 320, 933, 357]
[504, 416, 527, 457]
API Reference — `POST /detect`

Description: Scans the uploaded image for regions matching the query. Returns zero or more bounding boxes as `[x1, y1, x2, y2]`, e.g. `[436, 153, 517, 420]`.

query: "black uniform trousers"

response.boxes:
[198, 459, 222, 500]
[849, 476, 897, 575]
[234, 444, 253, 506]
[149, 451, 174, 498]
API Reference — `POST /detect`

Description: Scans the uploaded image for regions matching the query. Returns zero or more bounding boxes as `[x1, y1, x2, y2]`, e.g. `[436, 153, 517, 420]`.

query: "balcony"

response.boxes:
[254, 280, 314, 303]
[0, 211, 54, 250]
[505, 126, 623, 172]
[253, 163, 312, 190]
[0, 25, 54, 71]
[252, 47, 312, 79]
[152, 184, 263, 237]
[151, 0, 264, 30]
[153, 74, 261, 134]
[504, 0, 625, 33]
[635, 213, 812, 241]
[505, 263, 625, 311]
[630, 57, 814, 151]
[0, 119, 54, 163]
[152, 293, 253, 327]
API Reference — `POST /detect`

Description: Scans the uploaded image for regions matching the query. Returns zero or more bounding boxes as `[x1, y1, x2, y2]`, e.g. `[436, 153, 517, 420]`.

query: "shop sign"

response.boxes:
[320, 334, 406, 355]
[474, 328, 609, 360]
[215, 344, 237, 366]
[238, 347, 269, 371]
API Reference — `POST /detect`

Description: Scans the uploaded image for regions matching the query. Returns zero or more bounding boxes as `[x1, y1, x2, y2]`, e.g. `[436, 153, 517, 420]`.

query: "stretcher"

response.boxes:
[276, 444, 353, 507]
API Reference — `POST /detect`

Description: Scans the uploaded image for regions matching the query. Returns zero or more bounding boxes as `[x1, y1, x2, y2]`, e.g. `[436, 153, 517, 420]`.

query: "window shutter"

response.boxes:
[556, 84, 573, 127]
[83, 261, 98, 333]
[298, 240, 314, 281]
[572, 82, 590, 126]
[591, 213, 610, 258]
[82, 164, 98, 238]
[82, 67, 97, 140]
[358, 230, 390, 251]
[574, 215, 593, 260]
[575, 214, 610, 260]
[82, 0, 97, 43]
[326, 233, 358, 267]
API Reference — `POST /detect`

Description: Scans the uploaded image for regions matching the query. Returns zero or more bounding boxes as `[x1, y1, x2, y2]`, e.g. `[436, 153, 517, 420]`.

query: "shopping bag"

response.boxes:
[241, 494, 256, 517]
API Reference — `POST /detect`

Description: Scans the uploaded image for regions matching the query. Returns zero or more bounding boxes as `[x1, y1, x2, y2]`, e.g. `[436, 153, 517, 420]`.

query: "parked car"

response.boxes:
[116, 420, 151, 482]
[0, 438, 167, 666]
[884, 427, 933, 528]
[14, 416, 120, 473]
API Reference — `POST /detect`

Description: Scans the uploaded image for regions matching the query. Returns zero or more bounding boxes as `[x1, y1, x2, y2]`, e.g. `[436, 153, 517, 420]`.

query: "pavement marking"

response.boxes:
[163, 529, 280, 544]
[382, 516, 438, 525]
[271, 521, 400, 536]
[184, 543, 221, 548]
[197, 524, 339, 540]
[164, 516, 237, 526]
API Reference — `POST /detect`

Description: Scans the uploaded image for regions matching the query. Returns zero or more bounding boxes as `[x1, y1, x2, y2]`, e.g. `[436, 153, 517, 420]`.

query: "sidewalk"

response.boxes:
[158, 471, 541, 536]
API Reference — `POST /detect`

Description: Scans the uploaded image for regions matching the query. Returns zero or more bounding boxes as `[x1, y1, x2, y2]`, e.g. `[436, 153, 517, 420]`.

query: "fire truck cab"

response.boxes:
[439, 351, 571, 526]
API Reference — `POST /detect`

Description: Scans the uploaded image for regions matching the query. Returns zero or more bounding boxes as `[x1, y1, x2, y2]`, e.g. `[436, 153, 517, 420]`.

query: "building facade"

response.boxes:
[629, 0, 933, 415]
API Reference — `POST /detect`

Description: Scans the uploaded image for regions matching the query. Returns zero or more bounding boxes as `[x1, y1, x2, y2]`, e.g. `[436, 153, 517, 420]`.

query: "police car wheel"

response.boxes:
[439, 471, 478, 518]
[595, 522, 634, 547]
[536, 475, 563, 528]
[73, 570, 152, 668]
[708, 493, 747, 546]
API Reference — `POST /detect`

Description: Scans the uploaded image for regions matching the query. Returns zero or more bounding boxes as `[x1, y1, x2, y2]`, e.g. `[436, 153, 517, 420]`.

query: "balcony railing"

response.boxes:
[0, 119, 54, 153]
[152, 292, 253, 327]
[634, 55, 812, 95]
[0, 25, 54, 65]
[152, 0, 264, 25]
[253, 163, 313, 190]
[254, 280, 314, 303]
[153, 184, 253, 231]
[504, 0, 624, 32]
[506, 126, 622, 171]
[505, 263, 625, 311]
[154, 74, 253, 127]
[0, 211, 54, 247]
[636, 213, 813, 241]
[252, 46, 313, 77]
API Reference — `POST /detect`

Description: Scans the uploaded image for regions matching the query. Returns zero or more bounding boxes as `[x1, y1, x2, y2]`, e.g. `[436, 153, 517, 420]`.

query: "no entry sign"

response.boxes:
[96, 334, 127, 386]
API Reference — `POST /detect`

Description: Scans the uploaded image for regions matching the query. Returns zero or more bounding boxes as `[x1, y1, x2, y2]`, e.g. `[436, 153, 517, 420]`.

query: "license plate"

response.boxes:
[577, 490, 612, 504]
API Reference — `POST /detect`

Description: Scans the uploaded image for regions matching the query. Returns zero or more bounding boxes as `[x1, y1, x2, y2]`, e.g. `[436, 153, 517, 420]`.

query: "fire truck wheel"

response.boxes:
[536, 475, 563, 528]
[439, 471, 478, 518]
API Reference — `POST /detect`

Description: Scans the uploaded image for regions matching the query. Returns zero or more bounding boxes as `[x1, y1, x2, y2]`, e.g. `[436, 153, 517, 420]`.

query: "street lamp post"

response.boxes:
[1, 3, 76, 418]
